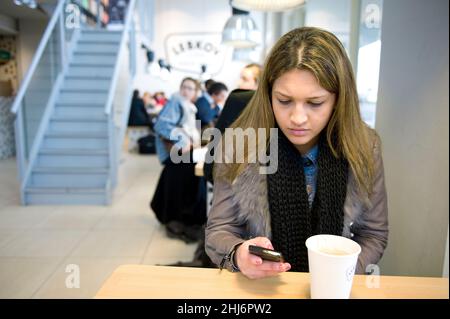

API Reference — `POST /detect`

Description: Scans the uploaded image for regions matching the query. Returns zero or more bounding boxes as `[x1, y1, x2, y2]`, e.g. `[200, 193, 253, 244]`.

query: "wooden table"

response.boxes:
[95, 265, 449, 299]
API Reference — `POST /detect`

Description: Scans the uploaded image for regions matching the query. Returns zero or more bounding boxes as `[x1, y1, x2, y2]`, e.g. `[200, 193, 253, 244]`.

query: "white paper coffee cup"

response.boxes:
[305, 234, 361, 299]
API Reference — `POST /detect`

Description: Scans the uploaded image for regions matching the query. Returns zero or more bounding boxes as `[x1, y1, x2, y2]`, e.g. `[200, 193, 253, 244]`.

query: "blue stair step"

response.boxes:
[52, 114, 107, 122]
[72, 53, 117, 65]
[45, 131, 108, 138]
[30, 166, 109, 188]
[55, 102, 104, 107]
[63, 78, 111, 91]
[60, 88, 109, 94]
[81, 29, 121, 33]
[76, 42, 120, 54]
[64, 74, 111, 81]
[70, 62, 115, 68]
[58, 91, 109, 104]
[37, 148, 110, 171]
[76, 39, 121, 46]
[49, 118, 108, 133]
[26, 186, 106, 192]
[73, 51, 117, 56]
[40, 148, 109, 155]
[33, 166, 109, 174]
[80, 32, 122, 43]
[25, 187, 109, 205]
[54, 105, 105, 117]
[68, 66, 114, 78]
[43, 136, 107, 149]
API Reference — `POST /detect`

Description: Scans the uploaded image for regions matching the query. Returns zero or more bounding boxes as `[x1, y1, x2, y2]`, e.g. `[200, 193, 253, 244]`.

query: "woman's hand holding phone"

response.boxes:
[235, 237, 291, 279]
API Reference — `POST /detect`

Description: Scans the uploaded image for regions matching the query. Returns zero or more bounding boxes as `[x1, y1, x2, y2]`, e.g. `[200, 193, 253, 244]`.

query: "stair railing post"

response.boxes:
[97, 0, 102, 28]
[129, 18, 136, 77]
[14, 107, 26, 181]
[109, 114, 117, 188]
[59, 1, 67, 68]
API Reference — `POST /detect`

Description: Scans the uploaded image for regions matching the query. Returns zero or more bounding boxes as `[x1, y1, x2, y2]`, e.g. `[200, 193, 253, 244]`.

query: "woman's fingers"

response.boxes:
[249, 254, 262, 265]
[264, 241, 274, 250]
[247, 263, 291, 279]
[252, 237, 274, 250]
[256, 261, 291, 272]
[238, 237, 290, 280]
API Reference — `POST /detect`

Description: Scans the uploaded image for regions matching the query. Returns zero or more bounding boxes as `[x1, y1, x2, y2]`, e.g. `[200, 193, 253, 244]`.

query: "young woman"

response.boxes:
[151, 77, 206, 241]
[205, 27, 388, 279]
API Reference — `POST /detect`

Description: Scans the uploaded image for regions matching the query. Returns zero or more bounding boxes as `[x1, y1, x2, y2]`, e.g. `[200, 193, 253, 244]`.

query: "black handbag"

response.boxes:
[137, 134, 156, 154]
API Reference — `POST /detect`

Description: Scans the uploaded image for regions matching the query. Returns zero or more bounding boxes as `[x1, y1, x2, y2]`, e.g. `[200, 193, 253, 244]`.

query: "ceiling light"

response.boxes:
[231, 0, 306, 12]
[222, 7, 261, 49]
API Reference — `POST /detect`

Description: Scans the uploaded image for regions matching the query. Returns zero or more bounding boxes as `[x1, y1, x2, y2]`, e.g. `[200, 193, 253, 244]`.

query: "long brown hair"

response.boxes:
[216, 27, 375, 195]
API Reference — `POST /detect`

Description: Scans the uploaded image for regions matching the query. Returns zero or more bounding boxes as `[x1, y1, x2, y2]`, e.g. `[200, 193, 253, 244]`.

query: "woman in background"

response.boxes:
[151, 77, 205, 242]
[238, 63, 262, 91]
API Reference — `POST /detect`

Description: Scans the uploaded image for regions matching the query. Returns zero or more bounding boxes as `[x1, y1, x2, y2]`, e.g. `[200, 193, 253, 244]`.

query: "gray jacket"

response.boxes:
[205, 133, 388, 274]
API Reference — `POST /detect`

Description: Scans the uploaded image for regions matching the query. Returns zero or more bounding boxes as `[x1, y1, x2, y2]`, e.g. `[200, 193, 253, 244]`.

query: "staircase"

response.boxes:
[12, 0, 139, 205]
[24, 29, 122, 205]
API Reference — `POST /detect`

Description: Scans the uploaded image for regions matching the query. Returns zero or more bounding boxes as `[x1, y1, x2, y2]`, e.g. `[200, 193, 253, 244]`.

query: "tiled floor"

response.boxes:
[0, 152, 198, 298]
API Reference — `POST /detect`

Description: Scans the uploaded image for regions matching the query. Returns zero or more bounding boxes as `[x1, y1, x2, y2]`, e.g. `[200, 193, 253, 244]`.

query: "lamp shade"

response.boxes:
[222, 14, 261, 48]
[231, 0, 305, 12]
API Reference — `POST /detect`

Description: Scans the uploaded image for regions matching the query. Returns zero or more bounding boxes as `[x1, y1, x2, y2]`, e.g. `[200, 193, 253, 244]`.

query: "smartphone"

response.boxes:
[248, 245, 285, 262]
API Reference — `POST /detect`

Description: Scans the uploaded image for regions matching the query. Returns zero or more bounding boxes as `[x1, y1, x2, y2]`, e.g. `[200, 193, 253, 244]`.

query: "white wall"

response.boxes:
[376, 0, 449, 277]
[133, 0, 264, 97]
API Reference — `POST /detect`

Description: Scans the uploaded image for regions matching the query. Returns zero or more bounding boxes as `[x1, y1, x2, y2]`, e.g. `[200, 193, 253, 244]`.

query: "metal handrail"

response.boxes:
[104, 0, 137, 115]
[10, 0, 66, 114]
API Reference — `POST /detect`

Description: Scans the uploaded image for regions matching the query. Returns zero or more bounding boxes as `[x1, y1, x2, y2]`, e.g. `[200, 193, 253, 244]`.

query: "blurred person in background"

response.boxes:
[238, 63, 262, 90]
[151, 77, 206, 242]
[154, 91, 168, 109]
[195, 81, 229, 130]
[204, 79, 216, 92]
[142, 91, 155, 108]
[128, 89, 150, 127]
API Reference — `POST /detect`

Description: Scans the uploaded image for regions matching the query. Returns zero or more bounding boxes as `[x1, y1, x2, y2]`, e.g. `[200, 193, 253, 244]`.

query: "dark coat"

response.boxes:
[195, 95, 216, 127]
[128, 97, 150, 126]
[203, 89, 254, 183]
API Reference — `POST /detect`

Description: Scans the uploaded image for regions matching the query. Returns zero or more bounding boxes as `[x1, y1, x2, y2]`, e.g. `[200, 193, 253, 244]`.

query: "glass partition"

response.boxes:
[356, 0, 383, 128]
[21, 15, 62, 159]
[112, 29, 132, 129]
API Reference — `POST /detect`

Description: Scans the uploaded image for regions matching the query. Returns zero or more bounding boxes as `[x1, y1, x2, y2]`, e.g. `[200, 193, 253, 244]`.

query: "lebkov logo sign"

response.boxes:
[164, 32, 228, 75]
